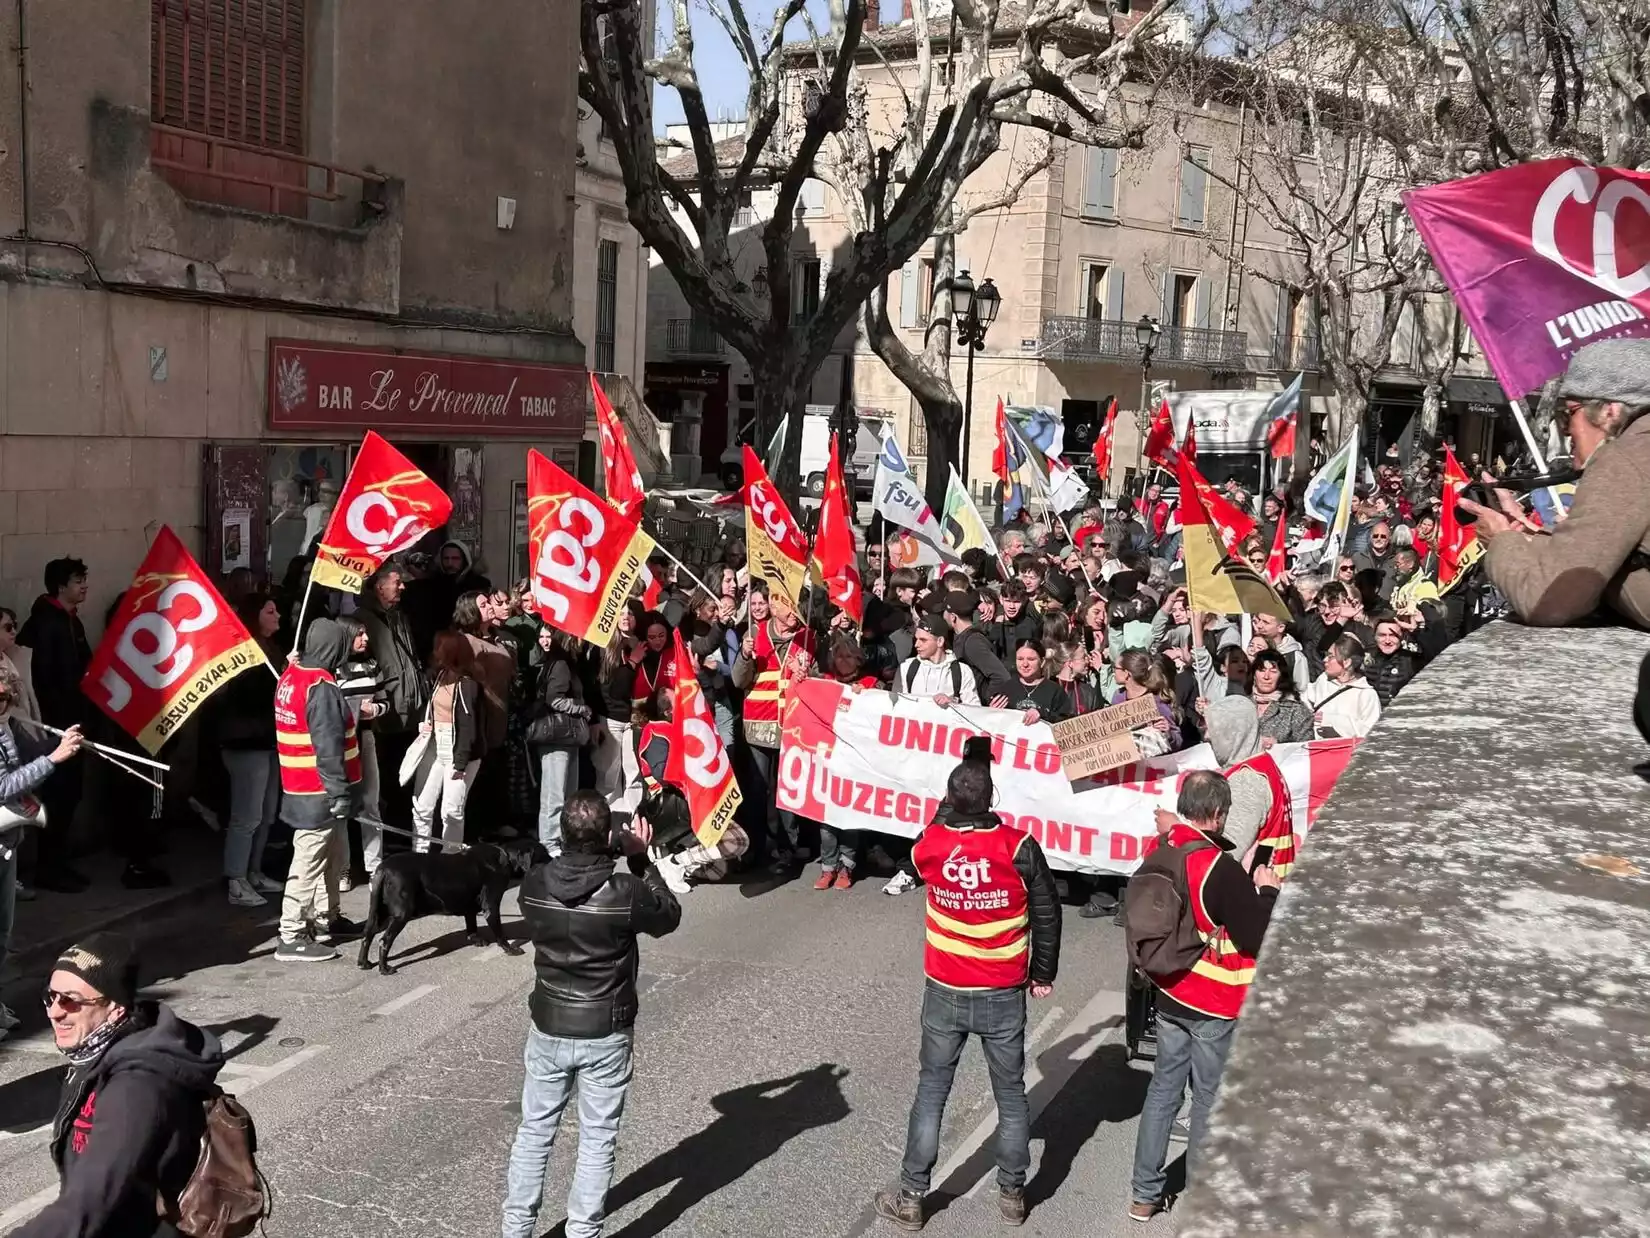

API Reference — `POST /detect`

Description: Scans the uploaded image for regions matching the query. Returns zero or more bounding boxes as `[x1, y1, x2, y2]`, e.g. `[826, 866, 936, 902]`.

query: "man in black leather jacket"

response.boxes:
[501, 791, 681, 1238]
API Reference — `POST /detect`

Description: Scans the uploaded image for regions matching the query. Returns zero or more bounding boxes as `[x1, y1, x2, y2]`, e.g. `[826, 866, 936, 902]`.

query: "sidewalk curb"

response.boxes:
[11, 877, 222, 974]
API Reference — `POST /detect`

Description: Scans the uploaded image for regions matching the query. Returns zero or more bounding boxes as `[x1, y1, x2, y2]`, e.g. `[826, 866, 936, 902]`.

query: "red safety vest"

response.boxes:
[912, 818, 1033, 990]
[1227, 752, 1297, 878]
[742, 621, 814, 742]
[274, 664, 361, 798]
[1154, 823, 1257, 1020]
[631, 651, 671, 720]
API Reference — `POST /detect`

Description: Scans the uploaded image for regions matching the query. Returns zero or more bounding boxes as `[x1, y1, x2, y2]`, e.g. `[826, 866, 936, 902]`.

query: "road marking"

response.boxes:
[372, 983, 439, 1017]
[0, 1185, 58, 1230]
[932, 987, 1126, 1200]
[235, 1043, 330, 1092]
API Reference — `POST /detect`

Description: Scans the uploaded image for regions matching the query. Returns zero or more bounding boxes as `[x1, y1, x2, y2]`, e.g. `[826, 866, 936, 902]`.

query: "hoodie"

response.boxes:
[17, 594, 92, 729]
[279, 618, 360, 830]
[16, 1002, 223, 1238]
[1203, 696, 1274, 857]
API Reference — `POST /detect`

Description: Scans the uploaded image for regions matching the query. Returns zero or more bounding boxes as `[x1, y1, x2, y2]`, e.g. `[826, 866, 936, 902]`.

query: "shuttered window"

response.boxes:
[595, 240, 619, 374]
[151, 0, 308, 215]
[1177, 147, 1210, 230]
[152, 0, 305, 150]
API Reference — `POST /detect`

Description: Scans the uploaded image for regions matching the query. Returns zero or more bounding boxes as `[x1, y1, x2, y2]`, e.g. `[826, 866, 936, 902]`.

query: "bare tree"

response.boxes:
[580, 0, 1181, 497]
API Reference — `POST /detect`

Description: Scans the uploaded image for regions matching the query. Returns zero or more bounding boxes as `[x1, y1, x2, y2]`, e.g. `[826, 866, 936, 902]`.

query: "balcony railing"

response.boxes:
[150, 123, 389, 221]
[666, 319, 725, 357]
[1037, 316, 1248, 369]
[1269, 333, 1321, 373]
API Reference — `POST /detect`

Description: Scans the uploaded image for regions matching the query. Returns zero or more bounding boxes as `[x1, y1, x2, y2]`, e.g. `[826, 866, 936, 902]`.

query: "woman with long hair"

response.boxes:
[1050, 641, 1104, 715]
[331, 613, 388, 890]
[216, 592, 288, 907]
[1247, 648, 1315, 746]
[1113, 648, 1182, 754]
[528, 625, 592, 855]
[629, 611, 673, 725]
[410, 630, 484, 853]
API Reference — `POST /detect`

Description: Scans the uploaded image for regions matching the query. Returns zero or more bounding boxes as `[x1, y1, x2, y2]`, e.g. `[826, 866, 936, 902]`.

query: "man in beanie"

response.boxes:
[1462, 338, 1650, 627]
[874, 753, 1061, 1230]
[15, 932, 223, 1238]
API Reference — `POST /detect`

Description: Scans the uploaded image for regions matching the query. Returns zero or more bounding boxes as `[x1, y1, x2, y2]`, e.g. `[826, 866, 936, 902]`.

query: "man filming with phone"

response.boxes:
[1461, 339, 1650, 628]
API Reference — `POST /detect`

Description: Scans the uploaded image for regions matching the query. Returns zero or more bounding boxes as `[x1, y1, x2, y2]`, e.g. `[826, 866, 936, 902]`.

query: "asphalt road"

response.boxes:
[0, 868, 1172, 1237]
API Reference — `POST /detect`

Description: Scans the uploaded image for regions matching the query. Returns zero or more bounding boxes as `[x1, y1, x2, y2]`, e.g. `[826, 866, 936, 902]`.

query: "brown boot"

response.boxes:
[1128, 1199, 1165, 1223]
[813, 868, 837, 890]
[999, 1186, 1027, 1225]
[874, 1187, 925, 1231]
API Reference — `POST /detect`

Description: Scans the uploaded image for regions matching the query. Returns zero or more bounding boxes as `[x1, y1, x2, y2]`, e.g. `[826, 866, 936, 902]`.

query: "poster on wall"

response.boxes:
[511, 480, 529, 583]
[221, 508, 253, 573]
[448, 446, 484, 564]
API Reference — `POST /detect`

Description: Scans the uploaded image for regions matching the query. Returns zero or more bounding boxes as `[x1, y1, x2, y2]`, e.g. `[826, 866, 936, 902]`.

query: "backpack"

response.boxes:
[158, 1090, 269, 1238]
[904, 658, 964, 698]
[1124, 838, 1216, 980]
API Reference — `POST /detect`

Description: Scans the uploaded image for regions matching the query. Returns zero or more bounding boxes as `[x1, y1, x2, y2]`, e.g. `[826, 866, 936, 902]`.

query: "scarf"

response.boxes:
[1252, 688, 1281, 708]
[63, 1010, 131, 1068]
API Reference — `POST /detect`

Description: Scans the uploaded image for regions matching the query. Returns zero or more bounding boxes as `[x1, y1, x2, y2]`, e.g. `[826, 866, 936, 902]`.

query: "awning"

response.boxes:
[1448, 376, 1508, 407]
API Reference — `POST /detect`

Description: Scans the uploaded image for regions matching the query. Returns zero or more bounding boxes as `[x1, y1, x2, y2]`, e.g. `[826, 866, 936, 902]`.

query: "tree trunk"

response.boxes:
[920, 394, 963, 519]
[751, 361, 810, 507]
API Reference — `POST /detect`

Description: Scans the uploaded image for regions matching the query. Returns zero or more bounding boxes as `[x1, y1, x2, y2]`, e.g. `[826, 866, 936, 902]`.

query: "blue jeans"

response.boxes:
[537, 747, 579, 856]
[221, 749, 279, 879]
[501, 1028, 633, 1238]
[818, 824, 859, 871]
[1129, 1007, 1237, 1203]
[900, 981, 1030, 1194]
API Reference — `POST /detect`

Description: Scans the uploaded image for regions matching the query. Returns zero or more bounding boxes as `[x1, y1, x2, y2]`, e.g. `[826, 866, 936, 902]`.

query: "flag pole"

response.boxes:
[648, 540, 713, 600]
[1507, 398, 1568, 522]
[289, 575, 316, 659]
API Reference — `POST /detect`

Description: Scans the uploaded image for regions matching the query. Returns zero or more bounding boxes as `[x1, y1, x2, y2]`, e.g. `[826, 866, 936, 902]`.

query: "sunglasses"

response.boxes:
[43, 989, 108, 1013]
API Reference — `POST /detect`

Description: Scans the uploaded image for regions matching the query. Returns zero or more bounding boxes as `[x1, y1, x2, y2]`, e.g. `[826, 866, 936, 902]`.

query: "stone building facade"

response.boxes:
[0, 0, 593, 628]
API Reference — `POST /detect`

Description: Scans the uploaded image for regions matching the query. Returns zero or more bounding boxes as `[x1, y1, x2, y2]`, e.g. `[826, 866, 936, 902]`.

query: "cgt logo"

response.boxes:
[1534, 165, 1650, 300]
[941, 845, 992, 891]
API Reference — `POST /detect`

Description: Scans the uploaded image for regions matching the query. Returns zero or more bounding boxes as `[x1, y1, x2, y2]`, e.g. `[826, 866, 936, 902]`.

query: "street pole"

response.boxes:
[961, 340, 977, 486]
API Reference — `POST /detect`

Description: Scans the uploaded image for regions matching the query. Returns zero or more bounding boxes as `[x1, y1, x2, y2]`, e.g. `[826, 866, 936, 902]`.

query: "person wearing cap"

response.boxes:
[1462, 338, 1650, 627]
[941, 590, 1015, 706]
[16, 932, 224, 1238]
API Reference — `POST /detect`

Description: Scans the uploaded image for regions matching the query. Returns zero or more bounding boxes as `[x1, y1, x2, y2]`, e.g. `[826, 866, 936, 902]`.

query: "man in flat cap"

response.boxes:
[1463, 339, 1650, 627]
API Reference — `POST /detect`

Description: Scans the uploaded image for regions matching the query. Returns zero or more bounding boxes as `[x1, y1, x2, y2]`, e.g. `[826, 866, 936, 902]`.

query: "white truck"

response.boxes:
[719, 405, 889, 502]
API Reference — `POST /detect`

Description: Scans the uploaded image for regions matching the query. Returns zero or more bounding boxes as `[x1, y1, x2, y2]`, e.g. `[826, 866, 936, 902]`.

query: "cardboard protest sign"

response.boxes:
[1049, 694, 1162, 780]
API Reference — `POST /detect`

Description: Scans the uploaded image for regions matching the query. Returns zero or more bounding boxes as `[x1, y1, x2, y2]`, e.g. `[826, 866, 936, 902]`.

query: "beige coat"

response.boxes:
[1485, 414, 1650, 628]
[0, 647, 41, 721]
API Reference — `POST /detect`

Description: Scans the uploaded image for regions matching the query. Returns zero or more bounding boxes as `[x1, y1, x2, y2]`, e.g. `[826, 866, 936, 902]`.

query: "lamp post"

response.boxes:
[1134, 314, 1161, 473]
[952, 270, 1001, 485]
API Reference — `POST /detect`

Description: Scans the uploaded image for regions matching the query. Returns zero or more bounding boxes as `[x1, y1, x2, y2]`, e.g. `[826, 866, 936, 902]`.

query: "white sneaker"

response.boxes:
[248, 873, 285, 894]
[226, 878, 266, 908]
[656, 854, 693, 895]
[0, 1002, 19, 1031]
[883, 871, 918, 896]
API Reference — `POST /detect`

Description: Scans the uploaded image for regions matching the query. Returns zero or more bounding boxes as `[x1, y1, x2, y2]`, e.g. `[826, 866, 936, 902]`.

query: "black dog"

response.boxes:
[357, 839, 548, 975]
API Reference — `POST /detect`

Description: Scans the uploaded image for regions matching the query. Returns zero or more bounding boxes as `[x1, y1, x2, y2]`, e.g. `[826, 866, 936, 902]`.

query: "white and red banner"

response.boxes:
[664, 631, 741, 847]
[526, 449, 655, 648]
[311, 431, 453, 593]
[84, 527, 269, 753]
[778, 680, 1356, 875]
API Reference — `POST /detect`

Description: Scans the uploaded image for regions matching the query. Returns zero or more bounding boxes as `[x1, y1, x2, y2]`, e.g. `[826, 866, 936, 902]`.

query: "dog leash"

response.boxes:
[358, 819, 471, 854]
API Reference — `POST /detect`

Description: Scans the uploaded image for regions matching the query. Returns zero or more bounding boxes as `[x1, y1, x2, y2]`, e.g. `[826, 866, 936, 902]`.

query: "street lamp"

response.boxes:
[1134, 314, 1161, 472]
[953, 270, 1001, 485]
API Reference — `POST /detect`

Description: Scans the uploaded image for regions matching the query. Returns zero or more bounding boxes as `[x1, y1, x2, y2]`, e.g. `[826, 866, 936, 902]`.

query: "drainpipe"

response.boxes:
[16, 0, 28, 239]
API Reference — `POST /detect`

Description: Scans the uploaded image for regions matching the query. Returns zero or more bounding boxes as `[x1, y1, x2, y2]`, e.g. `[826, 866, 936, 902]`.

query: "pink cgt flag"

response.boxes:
[1403, 159, 1650, 399]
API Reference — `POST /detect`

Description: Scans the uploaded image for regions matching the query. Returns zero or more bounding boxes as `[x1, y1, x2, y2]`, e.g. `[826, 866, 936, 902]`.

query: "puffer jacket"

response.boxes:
[357, 596, 427, 734]
[14, 1002, 222, 1238]
[518, 849, 682, 1038]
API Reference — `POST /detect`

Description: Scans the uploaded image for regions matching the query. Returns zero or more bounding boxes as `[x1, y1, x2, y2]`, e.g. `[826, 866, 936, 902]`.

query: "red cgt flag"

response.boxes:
[663, 630, 742, 848]
[1180, 415, 1198, 464]
[1265, 507, 1289, 585]
[1181, 456, 1257, 555]
[742, 446, 810, 607]
[1438, 445, 1483, 589]
[1142, 399, 1176, 465]
[990, 398, 1012, 497]
[84, 527, 270, 754]
[1092, 397, 1118, 483]
[312, 431, 453, 594]
[812, 438, 864, 625]
[592, 374, 647, 522]
[527, 450, 655, 648]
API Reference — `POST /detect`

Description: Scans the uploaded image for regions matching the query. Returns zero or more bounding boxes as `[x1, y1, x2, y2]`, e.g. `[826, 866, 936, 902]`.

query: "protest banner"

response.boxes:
[1048, 694, 1161, 780]
[84, 527, 269, 754]
[526, 449, 654, 647]
[777, 680, 1356, 875]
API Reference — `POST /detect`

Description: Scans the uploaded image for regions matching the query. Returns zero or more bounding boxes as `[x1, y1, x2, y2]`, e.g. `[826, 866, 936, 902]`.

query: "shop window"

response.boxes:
[266, 444, 349, 583]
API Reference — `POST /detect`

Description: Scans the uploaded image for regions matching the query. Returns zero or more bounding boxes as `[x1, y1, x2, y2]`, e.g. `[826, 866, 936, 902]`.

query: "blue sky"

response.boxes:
[653, 0, 833, 130]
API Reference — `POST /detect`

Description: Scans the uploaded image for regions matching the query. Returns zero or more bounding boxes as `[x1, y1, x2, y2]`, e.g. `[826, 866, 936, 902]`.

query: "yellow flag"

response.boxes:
[1177, 453, 1290, 620]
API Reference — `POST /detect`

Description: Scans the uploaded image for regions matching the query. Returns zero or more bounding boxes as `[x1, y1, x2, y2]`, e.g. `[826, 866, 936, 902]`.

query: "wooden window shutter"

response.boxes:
[151, 0, 305, 152]
[1106, 267, 1125, 320]
[1082, 147, 1117, 220]
[900, 260, 920, 328]
[1178, 149, 1208, 229]
[1194, 276, 1212, 329]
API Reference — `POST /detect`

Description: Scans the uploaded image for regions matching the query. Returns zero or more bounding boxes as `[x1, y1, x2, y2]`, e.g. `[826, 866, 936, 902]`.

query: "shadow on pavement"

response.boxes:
[0, 1063, 65, 1134]
[1026, 1042, 1149, 1207]
[601, 1062, 852, 1238]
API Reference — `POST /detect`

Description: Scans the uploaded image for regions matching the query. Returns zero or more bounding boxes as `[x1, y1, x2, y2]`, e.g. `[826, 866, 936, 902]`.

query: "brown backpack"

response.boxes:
[1124, 838, 1216, 979]
[157, 1090, 269, 1238]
